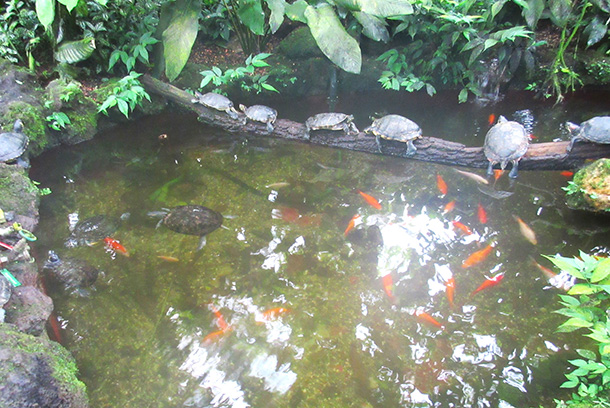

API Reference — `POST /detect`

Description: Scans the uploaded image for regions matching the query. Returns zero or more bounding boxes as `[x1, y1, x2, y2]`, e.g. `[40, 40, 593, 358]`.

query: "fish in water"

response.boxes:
[414, 309, 444, 329]
[452, 220, 473, 235]
[201, 328, 232, 345]
[493, 169, 504, 181]
[103, 237, 129, 257]
[259, 307, 291, 322]
[488, 114, 496, 126]
[560, 171, 574, 177]
[461, 243, 494, 268]
[445, 276, 456, 308]
[274, 207, 322, 227]
[344, 214, 361, 236]
[157, 255, 179, 262]
[210, 305, 229, 331]
[471, 273, 504, 296]
[443, 201, 456, 214]
[531, 258, 557, 280]
[454, 169, 489, 185]
[513, 215, 537, 245]
[358, 190, 382, 210]
[477, 203, 487, 224]
[381, 273, 395, 301]
[436, 174, 448, 195]
[265, 182, 290, 189]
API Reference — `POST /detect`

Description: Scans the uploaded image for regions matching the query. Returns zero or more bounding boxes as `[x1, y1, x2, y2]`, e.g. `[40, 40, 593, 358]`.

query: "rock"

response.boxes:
[565, 158, 610, 213]
[277, 27, 324, 59]
[5, 285, 53, 336]
[0, 323, 89, 408]
[0, 163, 40, 225]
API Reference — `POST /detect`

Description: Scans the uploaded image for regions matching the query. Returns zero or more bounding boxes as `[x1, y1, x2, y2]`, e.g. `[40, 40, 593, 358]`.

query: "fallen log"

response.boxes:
[141, 75, 610, 171]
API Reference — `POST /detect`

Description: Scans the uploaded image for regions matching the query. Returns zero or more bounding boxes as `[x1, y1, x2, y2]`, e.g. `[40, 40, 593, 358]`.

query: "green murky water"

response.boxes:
[32, 93, 610, 408]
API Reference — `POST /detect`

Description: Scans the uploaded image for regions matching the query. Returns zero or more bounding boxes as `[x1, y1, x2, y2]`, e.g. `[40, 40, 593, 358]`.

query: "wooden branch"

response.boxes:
[141, 75, 610, 171]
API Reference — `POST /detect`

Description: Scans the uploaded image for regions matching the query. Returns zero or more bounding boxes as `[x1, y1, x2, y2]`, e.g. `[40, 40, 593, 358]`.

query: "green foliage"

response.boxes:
[54, 37, 96, 64]
[31, 180, 52, 196]
[547, 253, 610, 405]
[198, 53, 279, 93]
[159, 0, 200, 82]
[46, 111, 71, 130]
[108, 31, 158, 73]
[97, 72, 151, 118]
[0, 0, 43, 70]
[199, 0, 231, 42]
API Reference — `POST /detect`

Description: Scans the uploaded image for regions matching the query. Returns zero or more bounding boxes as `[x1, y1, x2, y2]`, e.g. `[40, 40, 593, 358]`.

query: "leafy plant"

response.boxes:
[108, 31, 158, 73]
[198, 53, 279, 93]
[546, 253, 610, 405]
[98, 72, 151, 118]
[0, 0, 43, 70]
[46, 111, 71, 130]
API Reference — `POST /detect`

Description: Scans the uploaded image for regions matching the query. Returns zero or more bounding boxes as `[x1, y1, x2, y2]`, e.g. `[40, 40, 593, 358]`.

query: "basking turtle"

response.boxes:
[148, 205, 223, 250]
[191, 91, 239, 119]
[365, 114, 422, 156]
[483, 115, 529, 178]
[43, 250, 99, 288]
[566, 116, 610, 152]
[65, 215, 119, 248]
[0, 119, 29, 167]
[239, 104, 277, 133]
[304, 113, 359, 139]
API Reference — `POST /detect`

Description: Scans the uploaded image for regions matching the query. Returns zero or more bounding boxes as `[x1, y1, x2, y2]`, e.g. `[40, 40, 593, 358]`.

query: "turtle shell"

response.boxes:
[306, 113, 353, 130]
[484, 116, 529, 164]
[574, 116, 610, 144]
[0, 120, 28, 162]
[43, 251, 99, 288]
[365, 114, 422, 142]
[243, 105, 277, 124]
[163, 205, 223, 236]
[65, 215, 119, 247]
[194, 92, 233, 110]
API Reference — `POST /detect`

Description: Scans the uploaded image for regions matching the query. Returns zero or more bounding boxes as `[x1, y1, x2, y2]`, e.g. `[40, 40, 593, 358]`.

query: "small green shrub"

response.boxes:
[98, 72, 151, 118]
[198, 53, 279, 94]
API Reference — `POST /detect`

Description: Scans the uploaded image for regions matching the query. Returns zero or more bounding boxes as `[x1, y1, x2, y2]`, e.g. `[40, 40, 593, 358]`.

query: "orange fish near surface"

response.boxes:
[104, 237, 129, 257]
[358, 190, 382, 210]
[261, 307, 291, 321]
[493, 169, 504, 181]
[436, 174, 448, 195]
[452, 220, 473, 235]
[471, 273, 504, 296]
[443, 201, 456, 214]
[531, 258, 557, 280]
[414, 309, 444, 329]
[461, 243, 494, 268]
[560, 171, 574, 177]
[445, 277, 456, 308]
[381, 273, 395, 301]
[477, 203, 487, 224]
[201, 327, 232, 345]
[210, 305, 229, 331]
[344, 214, 361, 236]
[488, 114, 496, 126]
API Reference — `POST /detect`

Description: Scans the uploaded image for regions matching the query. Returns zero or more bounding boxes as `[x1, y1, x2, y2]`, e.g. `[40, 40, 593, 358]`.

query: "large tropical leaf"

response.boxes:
[522, 0, 545, 29]
[238, 0, 266, 36]
[333, 0, 414, 17]
[58, 0, 78, 12]
[161, 0, 200, 82]
[265, 0, 286, 33]
[285, 0, 308, 22]
[304, 4, 361, 74]
[54, 38, 96, 64]
[548, 0, 572, 28]
[353, 11, 389, 42]
[36, 0, 55, 30]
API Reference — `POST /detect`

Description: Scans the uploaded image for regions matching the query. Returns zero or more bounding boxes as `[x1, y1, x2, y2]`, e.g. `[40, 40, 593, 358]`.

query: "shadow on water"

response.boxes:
[31, 90, 609, 408]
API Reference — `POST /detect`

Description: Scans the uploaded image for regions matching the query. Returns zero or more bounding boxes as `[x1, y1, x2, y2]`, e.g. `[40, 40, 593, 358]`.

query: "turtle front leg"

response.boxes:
[405, 140, 417, 156]
[376, 135, 383, 153]
[508, 160, 519, 179]
[196, 235, 207, 251]
[266, 122, 274, 133]
[486, 161, 494, 176]
[566, 136, 581, 153]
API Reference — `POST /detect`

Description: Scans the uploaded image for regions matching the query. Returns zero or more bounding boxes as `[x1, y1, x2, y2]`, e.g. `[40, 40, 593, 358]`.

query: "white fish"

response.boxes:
[265, 182, 290, 189]
[513, 215, 537, 245]
[454, 169, 489, 185]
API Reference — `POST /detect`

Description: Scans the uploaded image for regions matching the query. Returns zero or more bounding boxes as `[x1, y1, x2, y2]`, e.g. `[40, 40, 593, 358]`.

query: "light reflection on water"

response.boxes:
[31, 96, 610, 407]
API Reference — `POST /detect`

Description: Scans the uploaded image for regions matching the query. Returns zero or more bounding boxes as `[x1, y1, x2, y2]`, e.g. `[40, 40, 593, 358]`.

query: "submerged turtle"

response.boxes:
[0, 119, 29, 167]
[191, 91, 239, 119]
[483, 115, 529, 178]
[304, 113, 359, 139]
[43, 250, 99, 289]
[65, 215, 119, 248]
[239, 104, 278, 133]
[365, 114, 422, 156]
[566, 116, 610, 153]
[148, 205, 223, 250]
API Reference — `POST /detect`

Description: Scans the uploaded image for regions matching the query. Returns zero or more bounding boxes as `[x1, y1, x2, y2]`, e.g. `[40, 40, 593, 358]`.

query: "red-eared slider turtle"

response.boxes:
[191, 91, 239, 119]
[365, 114, 422, 156]
[43, 250, 99, 289]
[305, 113, 359, 140]
[65, 215, 119, 248]
[239, 104, 277, 133]
[483, 115, 529, 178]
[566, 116, 610, 152]
[0, 119, 29, 167]
[148, 205, 223, 250]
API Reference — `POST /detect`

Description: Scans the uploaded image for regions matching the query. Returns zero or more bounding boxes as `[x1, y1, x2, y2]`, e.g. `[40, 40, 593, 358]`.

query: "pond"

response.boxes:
[31, 90, 610, 408]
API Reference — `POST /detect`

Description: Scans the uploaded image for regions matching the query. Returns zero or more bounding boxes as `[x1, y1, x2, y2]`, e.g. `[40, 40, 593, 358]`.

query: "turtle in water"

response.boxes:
[304, 113, 359, 140]
[43, 250, 99, 289]
[148, 205, 223, 251]
[65, 215, 119, 248]
[483, 115, 529, 178]
[0, 119, 29, 167]
[191, 91, 239, 119]
[565, 116, 610, 153]
[239, 104, 277, 133]
[365, 114, 422, 156]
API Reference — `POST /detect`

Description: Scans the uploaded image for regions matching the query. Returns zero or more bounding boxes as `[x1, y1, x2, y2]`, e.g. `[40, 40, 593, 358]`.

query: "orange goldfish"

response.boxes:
[528, 134, 537, 140]
[414, 309, 444, 329]
[493, 169, 503, 181]
[446, 276, 456, 308]
[104, 237, 129, 257]
[210, 305, 229, 331]
[513, 215, 537, 245]
[477, 203, 487, 224]
[488, 114, 496, 126]
[560, 171, 574, 177]
[358, 190, 382, 210]
[531, 258, 557, 280]
[201, 327, 232, 345]
[436, 174, 448, 195]
[471, 273, 504, 296]
[381, 273, 395, 301]
[344, 214, 361, 236]
[443, 201, 456, 214]
[452, 220, 473, 235]
[261, 307, 291, 321]
[461, 243, 494, 268]
[157, 255, 180, 262]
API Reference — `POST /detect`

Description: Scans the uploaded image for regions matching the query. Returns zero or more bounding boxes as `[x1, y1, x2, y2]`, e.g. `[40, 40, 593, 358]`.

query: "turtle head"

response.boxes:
[45, 250, 62, 268]
[13, 119, 23, 133]
[239, 104, 247, 112]
[565, 121, 581, 136]
[497, 115, 508, 124]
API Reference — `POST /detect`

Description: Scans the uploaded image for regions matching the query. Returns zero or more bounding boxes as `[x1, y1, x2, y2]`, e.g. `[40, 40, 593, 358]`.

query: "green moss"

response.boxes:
[3, 101, 48, 156]
[565, 159, 610, 212]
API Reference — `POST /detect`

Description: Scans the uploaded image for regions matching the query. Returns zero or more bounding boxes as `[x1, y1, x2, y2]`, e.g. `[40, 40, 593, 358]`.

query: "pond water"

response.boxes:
[31, 90, 610, 408]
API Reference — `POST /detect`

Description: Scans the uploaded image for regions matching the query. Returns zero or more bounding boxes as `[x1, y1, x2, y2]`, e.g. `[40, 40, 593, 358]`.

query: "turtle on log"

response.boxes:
[365, 114, 422, 156]
[483, 115, 529, 178]
[566, 116, 610, 153]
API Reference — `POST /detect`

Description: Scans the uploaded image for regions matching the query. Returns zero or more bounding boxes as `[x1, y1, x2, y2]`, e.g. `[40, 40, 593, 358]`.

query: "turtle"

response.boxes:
[148, 205, 223, 251]
[0, 119, 29, 168]
[239, 104, 278, 133]
[565, 116, 610, 153]
[191, 91, 239, 120]
[64, 215, 119, 248]
[304, 113, 359, 140]
[43, 250, 99, 289]
[364, 114, 422, 156]
[483, 115, 529, 179]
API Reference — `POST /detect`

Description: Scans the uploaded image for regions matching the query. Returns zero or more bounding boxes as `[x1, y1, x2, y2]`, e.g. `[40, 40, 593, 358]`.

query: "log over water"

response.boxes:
[141, 75, 610, 171]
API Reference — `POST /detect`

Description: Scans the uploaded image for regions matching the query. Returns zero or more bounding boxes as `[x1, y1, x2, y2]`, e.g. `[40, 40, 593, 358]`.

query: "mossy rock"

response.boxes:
[3, 101, 48, 157]
[277, 26, 324, 59]
[565, 158, 610, 212]
[0, 163, 41, 219]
